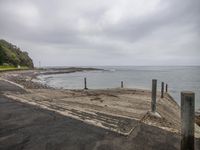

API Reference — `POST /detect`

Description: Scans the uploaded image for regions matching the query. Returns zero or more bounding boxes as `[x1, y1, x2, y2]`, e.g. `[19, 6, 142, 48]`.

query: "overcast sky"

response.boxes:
[0, 0, 199, 66]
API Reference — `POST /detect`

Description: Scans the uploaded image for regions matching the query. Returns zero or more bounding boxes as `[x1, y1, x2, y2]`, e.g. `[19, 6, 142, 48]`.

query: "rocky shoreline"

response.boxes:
[0, 70, 50, 89]
[39, 67, 104, 75]
[0, 67, 104, 89]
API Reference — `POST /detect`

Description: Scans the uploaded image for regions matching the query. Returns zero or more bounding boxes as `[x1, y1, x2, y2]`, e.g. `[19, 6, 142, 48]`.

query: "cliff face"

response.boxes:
[0, 40, 34, 68]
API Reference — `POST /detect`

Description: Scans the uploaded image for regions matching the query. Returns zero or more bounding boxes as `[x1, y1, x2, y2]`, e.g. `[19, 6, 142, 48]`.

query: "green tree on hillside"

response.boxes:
[0, 46, 4, 65]
[0, 40, 34, 68]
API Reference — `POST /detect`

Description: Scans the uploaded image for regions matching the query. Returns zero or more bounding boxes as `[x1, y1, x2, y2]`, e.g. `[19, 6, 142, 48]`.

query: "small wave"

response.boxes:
[109, 69, 116, 72]
[44, 76, 53, 79]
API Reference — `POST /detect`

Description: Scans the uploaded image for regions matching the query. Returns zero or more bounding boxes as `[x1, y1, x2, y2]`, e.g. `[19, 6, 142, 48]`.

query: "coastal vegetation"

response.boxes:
[0, 39, 34, 70]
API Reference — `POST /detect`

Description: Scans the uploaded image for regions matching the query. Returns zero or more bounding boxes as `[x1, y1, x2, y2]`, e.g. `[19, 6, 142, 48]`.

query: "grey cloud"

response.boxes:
[0, 0, 199, 66]
[103, 0, 200, 42]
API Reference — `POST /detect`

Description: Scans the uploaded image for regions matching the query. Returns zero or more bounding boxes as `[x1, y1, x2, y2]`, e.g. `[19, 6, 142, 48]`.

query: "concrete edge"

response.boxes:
[165, 92, 180, 107]
[0, 77, 27, 91]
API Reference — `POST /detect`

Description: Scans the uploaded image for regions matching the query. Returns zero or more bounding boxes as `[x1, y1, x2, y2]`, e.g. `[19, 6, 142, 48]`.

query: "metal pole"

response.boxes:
[161, 82, 164, 98]
[84, 77, 88, 90]
[181, 92, 195, 150]
[151, 79, 157, 112]
[121, 81, 124, 88]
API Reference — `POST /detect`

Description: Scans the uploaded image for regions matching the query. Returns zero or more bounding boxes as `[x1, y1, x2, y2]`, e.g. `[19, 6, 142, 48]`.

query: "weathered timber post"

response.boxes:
[181, 92, 195, 150]
[121, 81, 124, 88]
[151, 79, 157, 112]
[161, 82, 164, 98]
[84, 77, 88, 90]
[166, 84, 168, 93]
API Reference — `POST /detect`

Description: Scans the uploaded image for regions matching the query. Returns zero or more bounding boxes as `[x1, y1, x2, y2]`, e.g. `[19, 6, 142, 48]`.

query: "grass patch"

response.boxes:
[0, 65, 29, 71]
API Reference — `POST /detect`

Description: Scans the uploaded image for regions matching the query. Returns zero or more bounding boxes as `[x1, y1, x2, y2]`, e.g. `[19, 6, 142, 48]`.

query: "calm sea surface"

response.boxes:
[38, 66, 200, 110]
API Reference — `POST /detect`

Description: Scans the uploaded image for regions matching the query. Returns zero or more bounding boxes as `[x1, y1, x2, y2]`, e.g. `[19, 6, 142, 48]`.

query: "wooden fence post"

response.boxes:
[181, 92, 195, 150]
[121, 81, 124, 88]
[84, 77, 88, 90]
[151, 79, 157, 112]
[161, 82, 164, 98]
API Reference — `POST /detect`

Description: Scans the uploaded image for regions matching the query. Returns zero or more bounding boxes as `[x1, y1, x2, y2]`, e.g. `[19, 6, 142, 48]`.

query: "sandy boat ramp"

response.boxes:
[3, 85, 182, 135]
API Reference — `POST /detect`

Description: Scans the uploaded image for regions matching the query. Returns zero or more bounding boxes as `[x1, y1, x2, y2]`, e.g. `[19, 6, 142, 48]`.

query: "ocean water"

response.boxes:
[38, 66, 200, 110]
